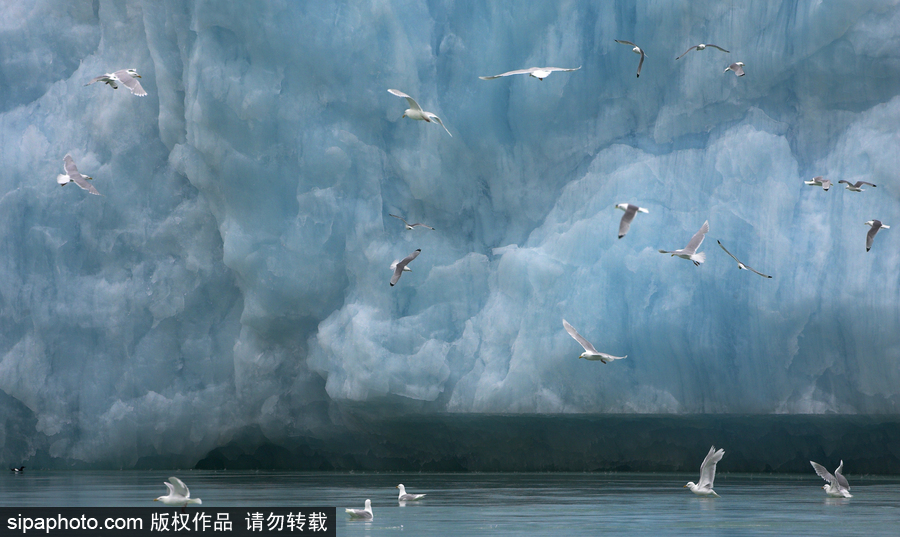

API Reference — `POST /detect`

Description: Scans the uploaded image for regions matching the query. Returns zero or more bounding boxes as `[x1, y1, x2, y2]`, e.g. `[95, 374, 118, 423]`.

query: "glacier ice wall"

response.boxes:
[1, 0, 900, 469]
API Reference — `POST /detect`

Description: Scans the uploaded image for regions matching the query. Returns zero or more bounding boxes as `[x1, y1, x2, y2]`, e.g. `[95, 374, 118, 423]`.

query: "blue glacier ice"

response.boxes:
[1, 0, 900, 471]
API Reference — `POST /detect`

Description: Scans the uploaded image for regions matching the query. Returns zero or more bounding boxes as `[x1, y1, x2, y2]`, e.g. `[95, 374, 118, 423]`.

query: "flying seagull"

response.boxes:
[615, 203, 649, 239]
[804, 176, 832, 191]
[676, 43, 730, 60]
[154, 477, 202, 511]
[9, 466, 24, 473]
[397, 484, 426, 502]
[615, 40, 647, 77]
[346, 499, 374, 520]
[85, 69, 147, 96]
[479, 66, 581, 81]
[57, 155, 100, 195]
[659, 220, 709, 266]
[562, 319, 626, 364]
[684, 446, 725, 497]
[865, 220, 889, 252]
[717, 240, 772, 278]
[839, 180, 876, 192]
[810, 460, 852, 498]
[388, 89, 452, 137]
[390, 214, 434, 230]
[390, 248, 421, 286]
[724, 62, 745, 76]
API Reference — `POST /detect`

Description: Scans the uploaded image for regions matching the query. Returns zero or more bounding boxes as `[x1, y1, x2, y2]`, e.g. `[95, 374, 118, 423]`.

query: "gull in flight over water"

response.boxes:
[85, 69, 147, 96]
[388, 89, 452, 137]
[659, 220, 709, 266]
[390, 248, 421, 286]
[804, 176, 832, 191]
[684, 446, 725, 497]
[346, 499, 374, 520]
[615, 203, 648, 239]
[479, 66, 581, 81]
[615, 40, 647, 77]
[865, 220, 889, 252]
[839, 180, 876, 192]
[10, 466, 24, 473]
[397, 484, 426, 502]
[676, 43, 730, 60]
[562, 319, 626, 364]
[154, 477, 202, 511]
[810, 460, 852, 498]
[57, 155, 100, 195]
[717, 240, 772, 278]
[724, 62, 745, 76]
[390, 214, 434, 230]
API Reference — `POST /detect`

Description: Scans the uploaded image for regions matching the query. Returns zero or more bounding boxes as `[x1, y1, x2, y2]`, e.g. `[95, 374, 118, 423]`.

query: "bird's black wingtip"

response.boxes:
[618, 235, 625, 239]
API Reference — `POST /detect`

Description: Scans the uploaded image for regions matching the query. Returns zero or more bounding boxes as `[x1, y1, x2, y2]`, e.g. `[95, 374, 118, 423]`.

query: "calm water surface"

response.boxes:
[2, 471, 898, 535]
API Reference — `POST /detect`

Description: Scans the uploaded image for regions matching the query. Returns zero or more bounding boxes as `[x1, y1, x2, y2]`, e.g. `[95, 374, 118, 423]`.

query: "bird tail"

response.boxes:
[188, 498, 202, 505]
[691, 252, 706, 264]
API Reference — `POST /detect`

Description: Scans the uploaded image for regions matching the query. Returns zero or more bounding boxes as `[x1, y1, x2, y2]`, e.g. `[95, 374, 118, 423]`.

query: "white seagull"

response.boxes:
[479, 66, 581, 81]
[865, 220, 889, 252]
[85, 69, 147, 96]
[676, 43, 730, 60]
[810, 460, 852, 498]
[615, 40, 647, 77]
[717, 240, 772, 278]
[659, 220, 709, 266]
[615, 203, 649, 239]
[390, 214, 434, 230]
[388, 89, 452, 136]
[346, 499, 374, 520]
[684, 446, 725, 497]
[397, 484, 426, 501]
[57, 155, 100, 195]
[839, 180, 876, 192]
[724, 62, 745, 76]
[804, 176, 832, 191]
[154, 477, 202, 510]
[562, 319, 626, 364]
[390, 248, 421, 286]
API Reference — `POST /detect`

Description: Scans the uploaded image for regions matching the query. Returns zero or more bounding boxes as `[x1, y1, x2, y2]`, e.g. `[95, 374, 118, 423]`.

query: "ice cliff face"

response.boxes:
[1, 0, 899, 468]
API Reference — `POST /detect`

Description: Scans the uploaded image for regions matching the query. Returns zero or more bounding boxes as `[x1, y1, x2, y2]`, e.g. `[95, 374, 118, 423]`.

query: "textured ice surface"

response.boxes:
[1, 0, 900, 469]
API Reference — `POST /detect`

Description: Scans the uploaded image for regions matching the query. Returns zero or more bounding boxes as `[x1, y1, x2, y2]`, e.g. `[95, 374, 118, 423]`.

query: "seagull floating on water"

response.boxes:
[85, 69, 147, 96]
[10, 466, 24, 473]
[615, 203, 648, 239]
[684, 446, 725, 497]
[479, 66, 581, 81]
[390, 214, 434, 230]
[346, 499, 374, 520]
[724, 62, 745, 76]
[57, 155, 100, 196]
[804, 176, 832, 191]
[865, 220, 889, 252]
[810, 460, 852, 498]
[154, 477, 202, 511]
[659, 220, 709, 266]
[397, 484, 426, 501]
[839, 180, 876, 192]
[676, 43, 730, 60]
[562, 319, 626, 364]
[390, 249, 421, 286]
[717, 240, 772, 278]
[615, 40, 647, 77]
[388, 89, 451, 137]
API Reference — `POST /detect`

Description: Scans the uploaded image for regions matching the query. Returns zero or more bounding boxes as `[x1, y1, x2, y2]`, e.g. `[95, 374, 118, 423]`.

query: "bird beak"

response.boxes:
[153, 498, 158, 501]
[401, 112, 407, 118]
[683, 485, 688, 488]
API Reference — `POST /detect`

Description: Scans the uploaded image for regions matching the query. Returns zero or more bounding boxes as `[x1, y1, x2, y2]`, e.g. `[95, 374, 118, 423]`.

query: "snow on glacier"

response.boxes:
[0, 0, 900, 468]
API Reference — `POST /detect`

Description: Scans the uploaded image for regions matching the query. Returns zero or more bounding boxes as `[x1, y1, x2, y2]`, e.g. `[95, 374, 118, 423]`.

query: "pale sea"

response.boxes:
[3, 471, 899, 536]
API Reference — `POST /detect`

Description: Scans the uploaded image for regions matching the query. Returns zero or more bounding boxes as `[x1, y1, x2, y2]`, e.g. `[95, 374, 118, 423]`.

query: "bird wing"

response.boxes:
[618, 206, 638, 238]
[857, 181, 876, 187]
[810, 461, 835, 484]
[411, 223, 434, 230]
[563, 319, 597, 354]
[389, 214, 410, 225]
[698, 446, 724, 488]
[63, 155, 79, 178]
[429, 114, 452, 137]
[85, 75, 110, 86]
[837, 180, 850, 185]
[615, 39, 637, 47]
[168, 477, 190, 498]
[731, 63, 745, 76]
[636, 52, 645, 77]
[72, 173, 101, 195]
[387, 89, 422, 111]
[746, 266, 773, 279]
[683, 221, 709, 254]
[675, 45, 699, 60]
[479, 68, 538, 79]
[114, 69, 147, 96]
[390, 264, 404, 286]
[834, 461, 850, 490]
[821, 180, 832, 190]
[706, 44, 730, 52]
[716, 240, 742, 264]
[867, 226, 878, 251]
[163, 481, 175, 495]
[545, 66, 581, 73]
